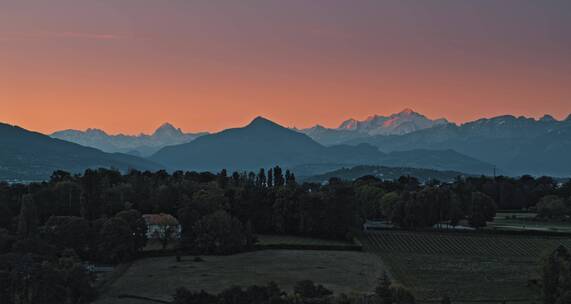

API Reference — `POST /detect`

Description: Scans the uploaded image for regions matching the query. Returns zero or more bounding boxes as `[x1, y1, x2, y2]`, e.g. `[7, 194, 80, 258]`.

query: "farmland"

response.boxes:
[94, 250, 384, 304]
[489, 212, 571, 233]
[362, 230, 571, 303]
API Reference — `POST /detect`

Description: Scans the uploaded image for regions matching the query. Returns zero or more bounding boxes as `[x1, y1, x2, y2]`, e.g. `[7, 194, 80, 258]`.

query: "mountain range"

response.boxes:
[0, 123, 161, 181]
[51, 123, 207, 157]
[150, 117, 493, 176]
[2, 109, 570, 181]
[344, 114, 571, 176]
[299, 109, 449, 145]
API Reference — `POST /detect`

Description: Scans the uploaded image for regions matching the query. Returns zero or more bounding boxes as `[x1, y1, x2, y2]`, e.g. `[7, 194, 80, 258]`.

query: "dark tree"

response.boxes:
[115, 209, 148, 252]
[17, 194, 39, 239]
[293, 280, 332, 299]
[543, 245, 571, 304]
[273, 166, 284, 187]
[469, 192, 496, 228]
[44, 216, 90, 257]
[267, 168, 274, 188]
[192, 210, 247, 254]
[256, 169, 266, 189]
[0, 203, 13, 230]
[97, 217, 135, 263]
[218, 169, 228, 189]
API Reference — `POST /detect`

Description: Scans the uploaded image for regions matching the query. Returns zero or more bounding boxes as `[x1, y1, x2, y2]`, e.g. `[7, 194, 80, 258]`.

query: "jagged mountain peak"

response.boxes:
[153, 122, 183, 136]
[396, 108, 417, 116]
[157, 122, 177, 130]
[51, 123, 206, 157]
[247, 116, 282, 128]
[338, 118, 359, 130]
[337, 109, 448, 135]
[85, 128, 109, 136]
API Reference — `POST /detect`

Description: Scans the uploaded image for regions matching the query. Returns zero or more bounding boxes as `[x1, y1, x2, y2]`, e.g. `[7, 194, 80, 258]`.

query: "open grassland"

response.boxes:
[363, 231, 571, 303]
[490, 212, 571, 233]
[95, 250, 384, 304]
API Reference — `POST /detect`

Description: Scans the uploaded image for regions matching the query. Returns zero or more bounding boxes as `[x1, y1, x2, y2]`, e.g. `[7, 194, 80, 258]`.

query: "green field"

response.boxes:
[362, 230, 571, 303]
[94, 250, 384, 304]
[490, 212, 571, 233]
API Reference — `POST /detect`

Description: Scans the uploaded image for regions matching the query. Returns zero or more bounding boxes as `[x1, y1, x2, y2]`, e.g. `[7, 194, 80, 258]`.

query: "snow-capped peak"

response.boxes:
[337, 109, 449, 135]
[399, 108, 415, 115]
[338, 118, 359, 130]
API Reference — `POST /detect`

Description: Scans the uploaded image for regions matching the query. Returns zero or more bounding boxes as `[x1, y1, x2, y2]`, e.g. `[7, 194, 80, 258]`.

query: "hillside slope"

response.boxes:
[0, 123, 162, 180]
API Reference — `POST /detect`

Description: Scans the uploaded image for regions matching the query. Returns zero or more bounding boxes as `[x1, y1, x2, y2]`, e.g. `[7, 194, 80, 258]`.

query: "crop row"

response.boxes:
[363, 231, 571, 257]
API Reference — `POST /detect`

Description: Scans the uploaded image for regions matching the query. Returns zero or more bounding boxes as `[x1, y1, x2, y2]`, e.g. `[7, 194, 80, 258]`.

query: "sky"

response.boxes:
[1, 0, 570, 135]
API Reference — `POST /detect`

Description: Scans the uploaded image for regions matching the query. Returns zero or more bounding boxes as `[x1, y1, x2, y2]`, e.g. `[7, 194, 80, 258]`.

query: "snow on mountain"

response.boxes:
[337, 108, 449, 135]
[299, 109, 450, 145]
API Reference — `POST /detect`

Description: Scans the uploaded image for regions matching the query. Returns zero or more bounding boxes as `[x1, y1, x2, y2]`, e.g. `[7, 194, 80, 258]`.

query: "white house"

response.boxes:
[142, 213, 182, 240]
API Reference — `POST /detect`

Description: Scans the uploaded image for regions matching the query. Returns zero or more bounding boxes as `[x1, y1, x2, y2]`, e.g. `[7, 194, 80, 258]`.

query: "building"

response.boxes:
[142, 213, 182, 240]
[363, 219, 395, 231]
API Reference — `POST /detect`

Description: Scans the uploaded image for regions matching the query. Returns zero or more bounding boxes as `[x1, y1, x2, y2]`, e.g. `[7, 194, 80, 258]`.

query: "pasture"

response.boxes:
[362, 230, 571, 303]
[94, 250, 384, 304]
[490, 212, 571, 233]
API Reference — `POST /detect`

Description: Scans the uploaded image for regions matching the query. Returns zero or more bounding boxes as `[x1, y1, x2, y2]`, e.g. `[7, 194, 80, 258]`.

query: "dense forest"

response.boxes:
[0, 167, 569, 303]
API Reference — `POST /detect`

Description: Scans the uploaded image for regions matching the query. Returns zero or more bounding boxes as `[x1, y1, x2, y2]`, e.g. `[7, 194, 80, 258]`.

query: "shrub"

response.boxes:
[294, 280, 333, 299]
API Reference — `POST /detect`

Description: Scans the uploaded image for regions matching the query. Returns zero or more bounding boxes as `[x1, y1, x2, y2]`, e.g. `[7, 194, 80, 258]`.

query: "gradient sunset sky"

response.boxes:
[1, 0, 570, 135]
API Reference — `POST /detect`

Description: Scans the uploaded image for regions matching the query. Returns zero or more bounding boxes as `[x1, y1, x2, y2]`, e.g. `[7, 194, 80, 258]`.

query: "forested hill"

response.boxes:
[306, 165, 469, 183]
[0, 122, 162, 181]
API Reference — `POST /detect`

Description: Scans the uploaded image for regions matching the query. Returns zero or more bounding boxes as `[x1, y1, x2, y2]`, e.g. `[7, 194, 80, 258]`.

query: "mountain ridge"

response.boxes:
[150, 116, 494, 176]
[337, 108, 449, 135]
[344, 114, 571, 176]
[299, 108, 450, 145]
[0, 122, 162, 181]
[51, 123, 208, 157]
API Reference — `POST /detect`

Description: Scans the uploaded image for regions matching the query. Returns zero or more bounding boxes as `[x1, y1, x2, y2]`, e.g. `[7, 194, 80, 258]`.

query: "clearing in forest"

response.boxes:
[94, 249, 384, 304]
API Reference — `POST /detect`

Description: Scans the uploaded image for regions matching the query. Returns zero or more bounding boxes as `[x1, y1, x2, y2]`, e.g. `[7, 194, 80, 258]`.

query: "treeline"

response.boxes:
[543, 245, 571, 304]
[0, 168, 569, 304]
[353, 174, 565, 229]
[173, 274, 415, 304]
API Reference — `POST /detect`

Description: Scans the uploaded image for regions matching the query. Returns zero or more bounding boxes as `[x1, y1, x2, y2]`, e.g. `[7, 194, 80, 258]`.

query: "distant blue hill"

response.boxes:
[344, 115, 571, 177]
[51, 123, 207, 157]
[0, 122, 162, 181]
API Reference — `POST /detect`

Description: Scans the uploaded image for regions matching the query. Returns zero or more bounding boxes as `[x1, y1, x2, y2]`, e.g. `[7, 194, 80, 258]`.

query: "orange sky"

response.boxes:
[1, 0, 570, 135]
